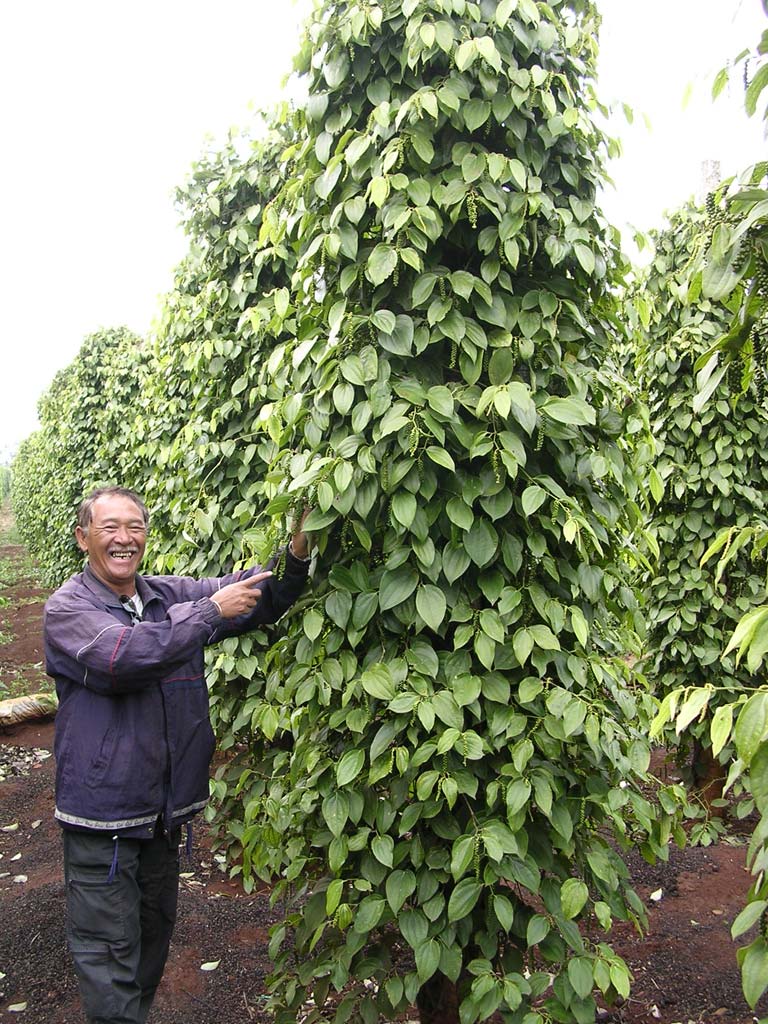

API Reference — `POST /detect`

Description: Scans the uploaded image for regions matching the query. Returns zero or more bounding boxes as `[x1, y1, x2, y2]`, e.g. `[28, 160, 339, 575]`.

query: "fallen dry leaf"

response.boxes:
[649, 888, 663, 902]
[200, 960, 221, 971]
[13, 874, 28, 883]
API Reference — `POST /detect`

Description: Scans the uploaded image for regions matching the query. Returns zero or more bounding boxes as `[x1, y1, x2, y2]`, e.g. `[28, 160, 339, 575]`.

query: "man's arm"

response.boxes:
[44, 590, 224, 694]
[204, 545, 311, 640]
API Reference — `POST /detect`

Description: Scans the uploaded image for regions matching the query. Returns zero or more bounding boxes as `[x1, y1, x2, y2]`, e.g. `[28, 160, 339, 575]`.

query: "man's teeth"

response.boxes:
[110, 552, 135, 559]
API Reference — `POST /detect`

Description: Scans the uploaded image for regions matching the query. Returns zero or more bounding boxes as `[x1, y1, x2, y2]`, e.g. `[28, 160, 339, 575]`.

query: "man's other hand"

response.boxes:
[210, 572, 272, 619]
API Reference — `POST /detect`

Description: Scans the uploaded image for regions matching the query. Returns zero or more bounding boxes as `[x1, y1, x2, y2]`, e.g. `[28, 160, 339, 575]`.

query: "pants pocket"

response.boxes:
[67, 874, 127, 947]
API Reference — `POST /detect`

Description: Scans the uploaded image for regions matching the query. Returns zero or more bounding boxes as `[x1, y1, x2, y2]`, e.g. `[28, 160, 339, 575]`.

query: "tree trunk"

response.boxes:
[416, 973, 460, 1024]
[692, 740, 726, 817]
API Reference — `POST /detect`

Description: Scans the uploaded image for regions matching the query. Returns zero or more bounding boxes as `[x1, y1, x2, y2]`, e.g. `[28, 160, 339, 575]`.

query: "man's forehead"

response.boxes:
[90, 495, 145, 522]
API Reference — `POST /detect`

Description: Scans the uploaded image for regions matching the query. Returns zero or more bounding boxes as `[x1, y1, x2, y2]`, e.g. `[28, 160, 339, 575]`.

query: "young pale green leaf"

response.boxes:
[361, 663, 396, 702]
[731, 899, 768, 940]
[560, 878, 589, 920]
[541, 397, 596, 426]
[367, 243, 398, 286]
[734, 692, 768, 766]
[522, 485, 547, 516]
[710, 702, 735, 758]
[675, 687, 713, 735]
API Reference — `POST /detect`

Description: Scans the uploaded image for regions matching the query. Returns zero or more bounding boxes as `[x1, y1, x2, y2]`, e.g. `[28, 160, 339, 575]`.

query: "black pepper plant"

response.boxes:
[10, 1, 684, 1020]
[136, 1, 681, 1021]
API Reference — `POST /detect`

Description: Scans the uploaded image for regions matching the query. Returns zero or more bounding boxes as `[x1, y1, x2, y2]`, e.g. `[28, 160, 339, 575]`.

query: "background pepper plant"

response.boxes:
[12, 326, 148, 587]
[627, 201, 768, 826]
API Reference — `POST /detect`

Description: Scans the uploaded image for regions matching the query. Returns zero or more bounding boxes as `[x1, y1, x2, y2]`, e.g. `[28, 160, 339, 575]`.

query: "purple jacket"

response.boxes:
[44, 551, 309, 837]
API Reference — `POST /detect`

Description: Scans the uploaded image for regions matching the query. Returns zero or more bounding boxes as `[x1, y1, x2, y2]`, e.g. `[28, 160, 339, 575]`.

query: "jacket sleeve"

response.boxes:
[201, 545, 311, 642]
[44, 591, 221, 695]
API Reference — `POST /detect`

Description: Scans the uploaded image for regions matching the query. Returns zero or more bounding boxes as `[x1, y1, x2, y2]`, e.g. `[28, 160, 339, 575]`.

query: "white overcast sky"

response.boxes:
[0, 0, 765, 457]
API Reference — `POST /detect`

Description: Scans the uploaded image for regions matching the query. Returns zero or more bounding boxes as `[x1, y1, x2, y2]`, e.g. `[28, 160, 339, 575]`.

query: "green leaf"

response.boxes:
[541, 397, 596, 426]
[461, 154, 486, 184]
[336, 748, 365, 786]
[742, 937, 768, 1008]
[386, 869, 417, 915]
[493, 894, 515, 932]
[362, 663, 396, 701]
[464, 519, 498, 567]
[392, 491, 417, 528]
[399, 909, 428, 950]
[426, 446, 456, 471]
[372, 833, 394, 867]
[367, 243, 398, 286]
[451, 835, 476, 881]
[560, 879, 589, 920]
[322, 792, 349, 837]
[522, 485, 547, 516]
[513, 629, 533, 666]
[455, 39, 478, 71]
[447, 878, 483, 922]
[353, 895, 386, 934]
[380, 565, 419, 611]
[326, 879, 344, 916]
[526, 914, 550, 946]
[567, 957, 594, 1000]
[732, 900, 768, 940]
[416, 585, 447, 631]
[463, 100, 491, 132]
[710, 703, 734, 758]
[573, 243, 595, 274]
[734, 692, 768, 765]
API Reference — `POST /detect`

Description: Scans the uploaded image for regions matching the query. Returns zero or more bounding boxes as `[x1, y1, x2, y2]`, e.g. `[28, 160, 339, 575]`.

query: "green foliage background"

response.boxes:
[0, 466, 11, 502]
[12, 327, 148, 586]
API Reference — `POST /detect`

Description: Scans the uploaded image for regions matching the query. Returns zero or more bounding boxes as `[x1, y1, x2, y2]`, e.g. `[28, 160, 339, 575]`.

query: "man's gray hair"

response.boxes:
[77, 487, 150, 531]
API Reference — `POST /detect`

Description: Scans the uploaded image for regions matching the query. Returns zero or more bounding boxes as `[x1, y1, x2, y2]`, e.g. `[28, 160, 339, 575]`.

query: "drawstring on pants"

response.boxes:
[107, 835, 119, 884]
[185, 823, 193, 857]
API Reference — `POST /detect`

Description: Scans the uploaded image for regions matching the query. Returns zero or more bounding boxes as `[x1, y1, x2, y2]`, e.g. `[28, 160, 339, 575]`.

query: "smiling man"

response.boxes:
[43, 485, 311, 1024]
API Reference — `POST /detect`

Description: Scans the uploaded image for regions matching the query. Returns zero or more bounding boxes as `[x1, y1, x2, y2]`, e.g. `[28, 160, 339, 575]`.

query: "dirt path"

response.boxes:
[0, 515, 764, 1023]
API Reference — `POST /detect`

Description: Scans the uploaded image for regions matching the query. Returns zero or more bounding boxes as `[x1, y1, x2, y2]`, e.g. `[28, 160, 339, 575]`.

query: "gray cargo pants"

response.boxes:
[63, 825, 181, 1024]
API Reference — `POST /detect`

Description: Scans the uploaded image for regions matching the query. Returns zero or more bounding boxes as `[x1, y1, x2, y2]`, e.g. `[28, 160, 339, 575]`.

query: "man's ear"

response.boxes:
[75, 526, 89, 554]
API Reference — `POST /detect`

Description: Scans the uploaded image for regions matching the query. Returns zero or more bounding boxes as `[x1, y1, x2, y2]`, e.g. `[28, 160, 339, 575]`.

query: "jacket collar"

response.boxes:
[82, 564, 162, 611]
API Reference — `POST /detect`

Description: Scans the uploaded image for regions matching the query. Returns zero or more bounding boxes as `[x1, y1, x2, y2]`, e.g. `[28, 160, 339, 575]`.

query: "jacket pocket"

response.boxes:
[84, 724, 118, 788]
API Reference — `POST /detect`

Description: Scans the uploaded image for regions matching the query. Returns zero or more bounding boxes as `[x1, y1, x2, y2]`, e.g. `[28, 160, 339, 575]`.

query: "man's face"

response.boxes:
[75, 494, 147, 596]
